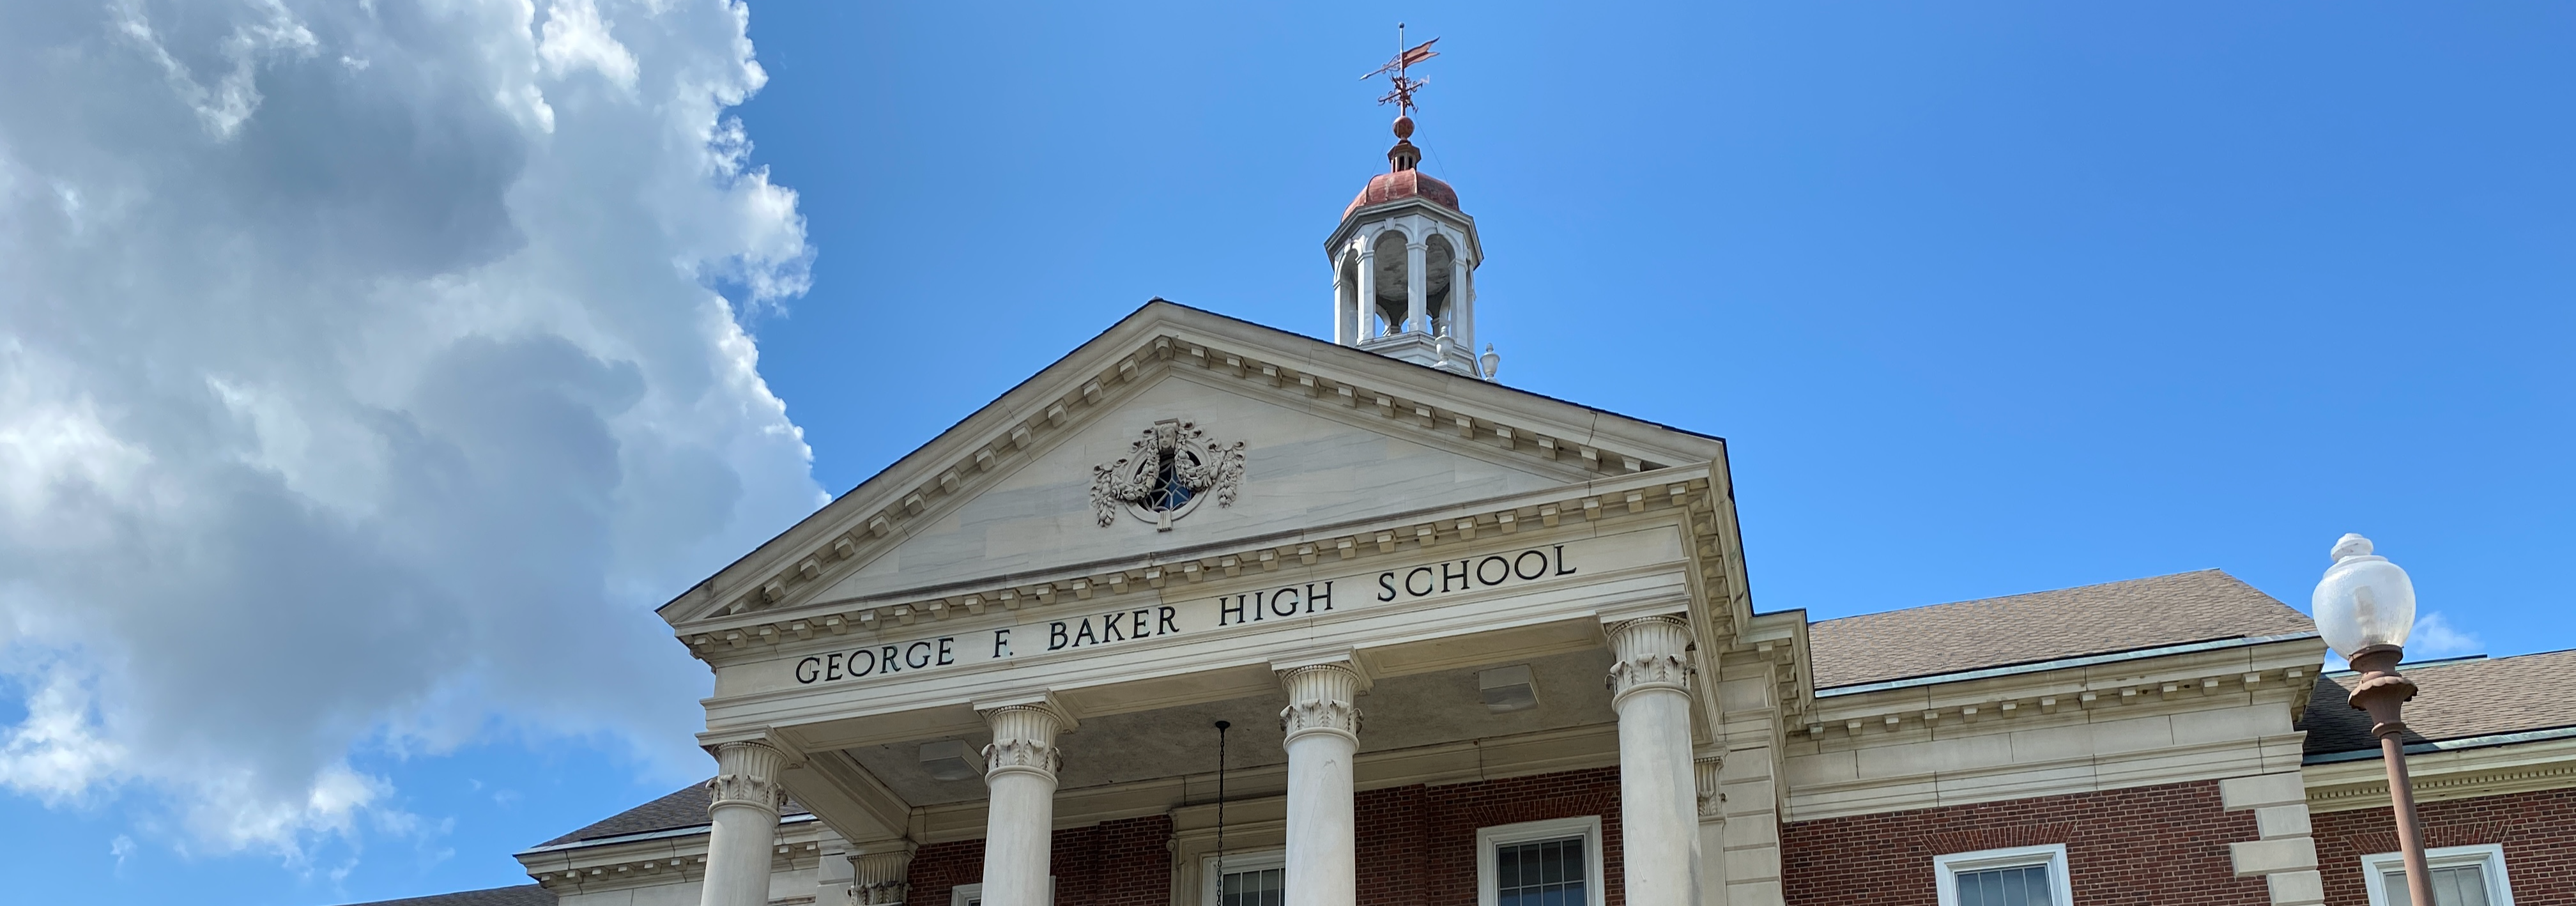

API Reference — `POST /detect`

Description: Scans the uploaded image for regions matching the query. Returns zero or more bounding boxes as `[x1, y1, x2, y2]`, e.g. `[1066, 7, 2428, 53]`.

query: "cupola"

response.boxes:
[1327, 39, 1496, 381]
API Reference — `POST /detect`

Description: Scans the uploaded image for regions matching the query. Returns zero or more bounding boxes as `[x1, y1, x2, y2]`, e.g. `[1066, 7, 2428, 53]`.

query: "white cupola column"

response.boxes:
[1278, 659, 1368, 906]
[699, 741, 790, 906]
[1452, 254, 1474, 352]
[979, 700, 1076, 906]
[1333, 257, 1356, 346]
[1607, 615, 1700, 906]
[1404, 239, 1429, 334]
[1356, 240, 1379, 341]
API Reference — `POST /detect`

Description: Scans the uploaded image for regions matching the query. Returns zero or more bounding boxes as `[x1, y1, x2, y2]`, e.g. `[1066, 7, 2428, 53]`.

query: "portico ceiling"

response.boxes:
[842, 647, 1618, 807]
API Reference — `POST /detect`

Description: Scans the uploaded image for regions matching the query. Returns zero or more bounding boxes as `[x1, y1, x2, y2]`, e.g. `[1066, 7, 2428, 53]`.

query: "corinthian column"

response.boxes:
[700, 741, 789, 906]
[1608, 615, 1699, 906]
[1278, 659, 1367, 906]
[979, 700, 1075, 906]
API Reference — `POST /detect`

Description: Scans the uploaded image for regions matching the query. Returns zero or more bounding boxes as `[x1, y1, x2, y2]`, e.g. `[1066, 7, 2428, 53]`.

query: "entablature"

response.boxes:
[1798, 633, 2325, 741]
[682, 466, 1733, 674]
[516, 813, 827, 897]
[2304, 732, 2576, 814]
[696, 516, 1699, 746]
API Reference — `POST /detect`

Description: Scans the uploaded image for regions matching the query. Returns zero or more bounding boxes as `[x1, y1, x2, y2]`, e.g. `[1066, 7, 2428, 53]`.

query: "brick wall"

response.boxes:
[909, 833, 983, 906]
[1357, 767, 1626, 906]
[904, 767, 1625, 906]
[2310, 786, 2576, 905]
[1779, 779, 2272, 906]
[909, 815, 1174, 906]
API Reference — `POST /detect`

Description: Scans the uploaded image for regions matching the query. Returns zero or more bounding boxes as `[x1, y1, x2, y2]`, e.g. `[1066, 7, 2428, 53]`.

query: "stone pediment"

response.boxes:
[659, 302, 1732, 641]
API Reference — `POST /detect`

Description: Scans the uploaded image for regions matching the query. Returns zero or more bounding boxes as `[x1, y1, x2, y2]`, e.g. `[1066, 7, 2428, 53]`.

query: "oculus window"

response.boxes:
[1933, 844, 2072, 906]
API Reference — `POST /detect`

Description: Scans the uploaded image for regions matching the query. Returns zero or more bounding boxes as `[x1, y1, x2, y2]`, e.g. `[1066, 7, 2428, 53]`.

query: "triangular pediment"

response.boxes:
[661, 302, 1728, 633]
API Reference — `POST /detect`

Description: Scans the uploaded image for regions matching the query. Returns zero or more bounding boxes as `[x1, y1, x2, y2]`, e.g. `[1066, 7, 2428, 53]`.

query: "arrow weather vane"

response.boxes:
[1361, 22, 1440, 116]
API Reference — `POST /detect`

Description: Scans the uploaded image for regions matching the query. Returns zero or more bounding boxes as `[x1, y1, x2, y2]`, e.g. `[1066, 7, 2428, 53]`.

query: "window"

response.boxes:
[2363, 844, 2515, 906]
[1476, 817, 1606, 906]
[1933, 845, 2072, 906]
[1201, 849, 1284, 906]
[951, 879, 1055, 906]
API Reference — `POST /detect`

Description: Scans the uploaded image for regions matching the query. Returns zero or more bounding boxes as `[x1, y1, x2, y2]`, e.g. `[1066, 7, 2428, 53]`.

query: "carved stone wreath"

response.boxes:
[1089, 418, 1246, 531]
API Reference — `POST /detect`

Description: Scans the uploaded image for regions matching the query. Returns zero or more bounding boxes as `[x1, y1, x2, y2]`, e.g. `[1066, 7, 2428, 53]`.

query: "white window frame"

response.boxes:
[1200, 848, 1287, 906]
[950, 879, 1056, 906]
[1933, 843, 2073, 906]
[1476, 815, 1607, 906]
[2361, 843, 2515, 906]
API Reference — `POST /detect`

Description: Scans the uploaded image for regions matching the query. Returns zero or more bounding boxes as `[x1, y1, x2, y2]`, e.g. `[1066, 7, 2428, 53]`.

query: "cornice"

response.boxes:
[663, 304, 1735, 643]
[516, 814, 827, 895]
[1798, 636, 2325, 742]
[1324, 196, 1482, 263]
[2304, 733, 2576, 814]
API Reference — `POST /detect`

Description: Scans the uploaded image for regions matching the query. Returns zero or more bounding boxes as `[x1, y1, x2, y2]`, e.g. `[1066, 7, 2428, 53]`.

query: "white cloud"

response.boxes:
[538, 0, 641, 89]
[2407, 611, 2482, 659]
[0, 0, 822, 859]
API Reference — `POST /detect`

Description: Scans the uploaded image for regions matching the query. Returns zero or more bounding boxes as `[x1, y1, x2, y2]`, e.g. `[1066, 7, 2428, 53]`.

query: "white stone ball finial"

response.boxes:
[2331, 532, 2375, 563]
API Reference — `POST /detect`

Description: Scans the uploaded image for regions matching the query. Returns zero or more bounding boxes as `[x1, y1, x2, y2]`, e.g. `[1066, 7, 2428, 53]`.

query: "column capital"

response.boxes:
[849, 840, 918, 906]
[978, 698, 1075, 783]
[1606, 615, 1694, 706]
[1276, 659, 1367, 744]
[707, 740, 789, 813]
[1694, 753, 1724, 820]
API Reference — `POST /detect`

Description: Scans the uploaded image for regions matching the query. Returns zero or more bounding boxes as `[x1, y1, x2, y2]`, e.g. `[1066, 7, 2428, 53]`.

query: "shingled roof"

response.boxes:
[336, 884, 556, 906]
[535, 780, 810, 848]
[1807, 569, 2317, 689]
[2302, 648, 2576, 757]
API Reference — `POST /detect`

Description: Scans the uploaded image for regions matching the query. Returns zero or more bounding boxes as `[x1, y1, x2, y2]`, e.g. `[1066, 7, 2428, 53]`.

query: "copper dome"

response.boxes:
[1344, 169, 1461, 219]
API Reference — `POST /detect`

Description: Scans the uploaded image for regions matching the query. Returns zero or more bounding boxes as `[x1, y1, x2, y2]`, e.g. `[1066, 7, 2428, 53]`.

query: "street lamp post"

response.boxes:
[2312, 533, 2434, 906]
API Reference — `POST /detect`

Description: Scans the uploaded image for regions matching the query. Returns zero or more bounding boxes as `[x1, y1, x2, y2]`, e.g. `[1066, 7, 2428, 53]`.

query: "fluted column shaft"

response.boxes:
[1279, 661, 1366, 906]
[979, 703, 1072, 906]
[1609, 616, 1699, 906]
[700, 741, 789, 906]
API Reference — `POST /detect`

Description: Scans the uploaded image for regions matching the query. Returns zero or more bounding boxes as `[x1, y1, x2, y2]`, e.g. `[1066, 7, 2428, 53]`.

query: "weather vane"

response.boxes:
[1361, 22, 1440, 116]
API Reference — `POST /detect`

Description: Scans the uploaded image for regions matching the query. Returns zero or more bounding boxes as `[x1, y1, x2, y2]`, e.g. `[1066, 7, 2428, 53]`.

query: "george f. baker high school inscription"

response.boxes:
[790, 544, 1579, 686]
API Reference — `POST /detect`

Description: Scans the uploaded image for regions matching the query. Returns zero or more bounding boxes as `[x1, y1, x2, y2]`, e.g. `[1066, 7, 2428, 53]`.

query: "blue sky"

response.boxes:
[0, 3, 2567, 905]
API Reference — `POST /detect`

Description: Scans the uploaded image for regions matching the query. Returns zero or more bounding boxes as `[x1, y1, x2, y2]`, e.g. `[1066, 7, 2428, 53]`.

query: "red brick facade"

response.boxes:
[2310, 786, 2576, 905]
[890, 769, 2576, 906]
[1355, 767, 1627, 906]
[910, 815, 1176, 906]
[905, 767, 1626, 906]
[1779, 779, 2273, 906]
